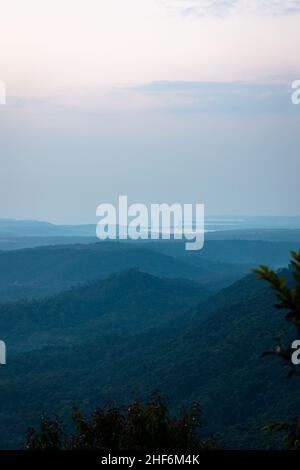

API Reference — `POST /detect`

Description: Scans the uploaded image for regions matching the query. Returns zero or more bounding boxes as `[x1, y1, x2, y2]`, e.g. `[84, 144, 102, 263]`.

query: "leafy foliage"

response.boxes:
[254, 250, 300, 377]
[254, 250, 300, 448]
[262, 419, 300, 450]
[26, 395, 216, 451]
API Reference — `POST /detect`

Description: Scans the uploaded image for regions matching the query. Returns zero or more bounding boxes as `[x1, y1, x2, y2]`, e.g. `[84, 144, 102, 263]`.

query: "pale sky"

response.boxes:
[2, 0, 300, 92]
[0, 0, 300, 223]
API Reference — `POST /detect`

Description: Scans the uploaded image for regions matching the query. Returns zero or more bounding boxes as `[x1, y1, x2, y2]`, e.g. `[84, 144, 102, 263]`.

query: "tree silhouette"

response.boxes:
[26, 394, 216, 451]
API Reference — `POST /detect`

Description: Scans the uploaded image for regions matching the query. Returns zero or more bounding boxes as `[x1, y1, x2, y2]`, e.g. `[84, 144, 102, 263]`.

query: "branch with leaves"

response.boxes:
[254, 249, 300, 448]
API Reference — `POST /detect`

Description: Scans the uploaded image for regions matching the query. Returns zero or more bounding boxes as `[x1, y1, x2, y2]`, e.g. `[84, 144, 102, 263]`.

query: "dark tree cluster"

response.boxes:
[26, 394, 216, 451]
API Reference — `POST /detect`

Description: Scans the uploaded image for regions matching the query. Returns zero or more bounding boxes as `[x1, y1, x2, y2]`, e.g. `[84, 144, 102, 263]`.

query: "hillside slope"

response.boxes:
[0, 242, 247, 300]
[0, 270, 298, 449]
[0, 269, 210, 352]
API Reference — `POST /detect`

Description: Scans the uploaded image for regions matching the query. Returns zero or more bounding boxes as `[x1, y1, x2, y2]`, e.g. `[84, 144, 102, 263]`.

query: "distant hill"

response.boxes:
[0, 219, 96, 237]
[0, 269, 210, 352]
[1, 235, 297, 275]
[2, 217, 300, 239]
[0, 236, 97, 251]
[0, 268, 299, 449]
[146, 239, 300, 268]
[205, 228, 300, 242]
[0, 242, 248, 301]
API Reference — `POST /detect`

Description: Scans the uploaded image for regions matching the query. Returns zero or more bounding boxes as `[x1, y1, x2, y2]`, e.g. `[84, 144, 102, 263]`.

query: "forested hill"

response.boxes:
[0, 268, 298, 449]
[0, 242, 248, 301]
[0, 269, 210, 353]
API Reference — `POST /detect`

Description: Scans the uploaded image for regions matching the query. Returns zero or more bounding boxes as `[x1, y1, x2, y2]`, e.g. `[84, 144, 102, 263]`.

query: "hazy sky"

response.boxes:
[0, 0, 300, 223]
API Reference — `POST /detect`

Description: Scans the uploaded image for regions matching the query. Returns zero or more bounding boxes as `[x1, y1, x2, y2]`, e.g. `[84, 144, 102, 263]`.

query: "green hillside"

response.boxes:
[0, 242, 247, 301]
[0, 268, 298, 449]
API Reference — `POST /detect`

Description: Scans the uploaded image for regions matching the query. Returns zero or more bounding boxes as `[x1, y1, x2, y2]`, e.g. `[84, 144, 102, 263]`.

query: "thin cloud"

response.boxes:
[131, 80, 296, 115]
[162, 0, 300, 17]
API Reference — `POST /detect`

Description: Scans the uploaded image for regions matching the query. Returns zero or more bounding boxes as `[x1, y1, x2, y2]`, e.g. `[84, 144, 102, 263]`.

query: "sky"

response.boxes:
[0, 0, 300, 224]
